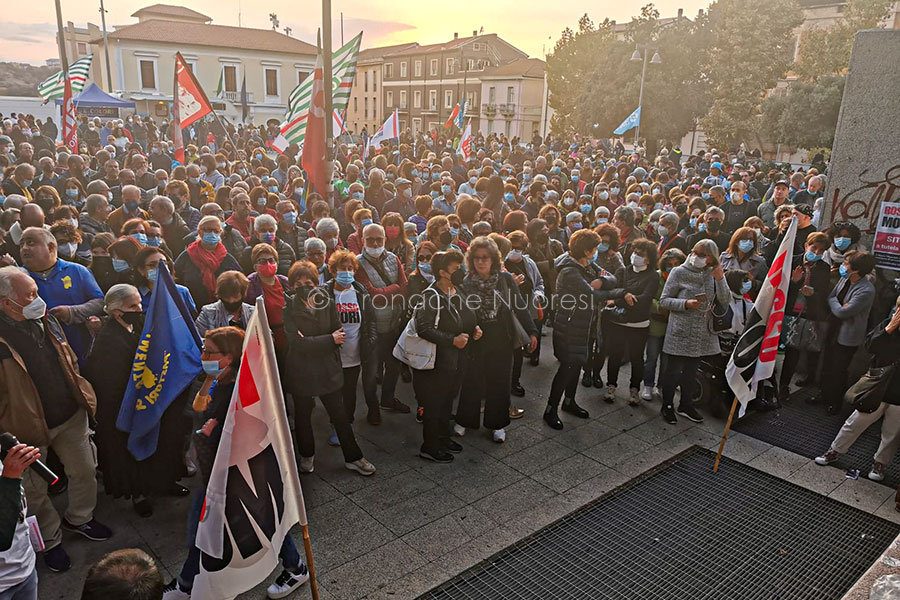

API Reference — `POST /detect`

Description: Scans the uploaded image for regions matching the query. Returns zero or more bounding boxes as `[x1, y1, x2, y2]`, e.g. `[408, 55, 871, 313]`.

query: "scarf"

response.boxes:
[186, 239, 227, 298]
[824, 245, 847, 267]
[465, 271, 500, 321]
[262, 277, 287, 348]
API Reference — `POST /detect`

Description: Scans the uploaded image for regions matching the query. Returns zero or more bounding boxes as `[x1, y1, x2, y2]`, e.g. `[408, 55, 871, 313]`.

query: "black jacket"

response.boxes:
[785, 256, 831, 320]
[552, 255, 616, 364]
[283, 290, 344, 397]
[609, 266, 660, 324]
[865, 318, 900, 404]
[414, 285, 477, 371]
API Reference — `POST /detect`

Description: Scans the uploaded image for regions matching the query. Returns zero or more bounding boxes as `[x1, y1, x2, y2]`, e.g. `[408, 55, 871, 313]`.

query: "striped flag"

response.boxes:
[273, 32, 362, 152]
[444, 101, 467, 130]
[61, 78, 78, 153]
[38, 55, 93, 102]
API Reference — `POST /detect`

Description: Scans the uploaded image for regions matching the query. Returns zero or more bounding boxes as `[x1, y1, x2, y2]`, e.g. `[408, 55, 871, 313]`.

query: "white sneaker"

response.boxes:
[299, 456, 314, 474]
[162, 579, 191, 600]
[345, 458, 376, 476]
[267, 564, 310, 599]
[492, 429, 506, 443]
[640, 385, 653, 401]
[453, 424, 466, 437]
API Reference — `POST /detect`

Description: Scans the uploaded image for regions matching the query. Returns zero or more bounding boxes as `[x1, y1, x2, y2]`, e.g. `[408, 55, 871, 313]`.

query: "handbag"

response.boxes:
[500, 273, 533, 349]
[845, 362, 898, 413]
[393, 296, 440, 370]
[784, 315, 823, 352]
[709, 300, 734, 333]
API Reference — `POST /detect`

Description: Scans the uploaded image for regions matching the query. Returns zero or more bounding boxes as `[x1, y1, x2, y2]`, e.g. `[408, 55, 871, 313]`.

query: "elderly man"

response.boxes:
[149, 196, 189, 257]
[0, 203, 45, 265]
[382, 178, 416, 220]
[35, 156, 59, 189]
[275, 199, 309, 260]
[129, 153, 155, 190]
[56, 155, 90, 196]
[107, 185, 149, 236]
[239, 214, 295, 276]
[165, 180, 201, 232]
[225, 192, 255, 242]
[79, 193, 112, 238]
[304, 237, 329, 284]
[185, 163, 214, 209]
[20, 227, 104, 365]
[1, 163, 34, 201]
[0, 266, 110, 574]
[14, 142, 34, 166]
[793, 175, 824, 207]
[315, 217, 343, 261]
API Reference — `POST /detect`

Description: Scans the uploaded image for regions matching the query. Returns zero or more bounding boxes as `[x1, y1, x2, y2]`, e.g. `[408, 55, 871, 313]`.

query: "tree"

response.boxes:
[700, 0, 802, 149]
[758, 75, 845, 149]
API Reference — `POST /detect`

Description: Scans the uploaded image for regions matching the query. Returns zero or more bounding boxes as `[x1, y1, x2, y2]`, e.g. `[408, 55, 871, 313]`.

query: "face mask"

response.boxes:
[218, 163, 226, 170]
[740, 280, 753, 294]
[524, 174, 532, 181]
[507, 250, 523, 261]
[563, 197, 574, 207]
[738, 239, 754, 253]
[596, 217, 608, 225]
[23, 179, 33, 188]
[449, 227, 459, 238]
[572, 175, 579, 182]
[336, 270, 355, 286]
[15, 296, 47, 320]
[610, 187, 620, 196]
[627, 201, 638, 209]
[702, 193, 710, 200]
[657, 225, 670, 238]
[688, 254, 707, 269]
[432, 173, 440, 180]
[588, 249, 599, 263]
[281, 211, 298, 226]
[108, 191, 114, 202]
[654, 203, 664, 211]
[202, 359, 225, 377]
[260, 232, 276, 245]
[418, 261, 432, 275]
[439, 230, 452, 246]
[580, 203, 592, 214]
[112, 258, 130, 272]
[731, 191, 743, 203]
[59, 242, 77, 257]
[125, 201, 139, 212]
[365, 245, 386, 258]
[412, 170, 420, 178]
[699, 223, 707, 233]
[570, 222, 583, 231]
[632, 254, 647, 270]
[65, 188, 78, 199]
[402, 188, 413, 199]
[189, 177, 200, 184]
[596, 242, 609, 253]
[651, 188, 661, 195]
[834, 236, 851, 251]
[449, 268, 465, 286]
[430, 191, 440, 200]
[258, 261, 278, 277]
[706, 220, 721, 232]
[146, 267, 160, 283]
[202, 232, 221, 246]
[268, 186, 279, 194]
[441, 185, 452, 196]
[294, 187, 305, 197]
[839, 264, 850, 278]
[151, 148, 160, 154]
[690, 217, 698, 229]
[131, 233, 148, 245]
[599, 191, 610, 201]
[222, 298, 243, 312]
[469, 177, 477, 185]
[120, 311, 145, 329]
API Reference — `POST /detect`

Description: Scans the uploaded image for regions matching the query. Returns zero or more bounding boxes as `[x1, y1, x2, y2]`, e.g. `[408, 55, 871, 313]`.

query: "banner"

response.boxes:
[613, 106, 641, 136]
[38, 55, 93, 102]
[301, 51, 327, 196]
[458, 119, 473, 160]
[173, 52, 213, 164]
[873, 201, 900, 271]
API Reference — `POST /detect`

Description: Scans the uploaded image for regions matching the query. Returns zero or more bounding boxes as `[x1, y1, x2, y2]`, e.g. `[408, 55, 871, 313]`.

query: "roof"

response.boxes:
[481, 58, 545, 79]
[131, 4, 211, 22]
[99, 20, 317, 55]
[54, 83, 135, 108]
[358, 43, 419, 62]
[385, 34, 495, 57]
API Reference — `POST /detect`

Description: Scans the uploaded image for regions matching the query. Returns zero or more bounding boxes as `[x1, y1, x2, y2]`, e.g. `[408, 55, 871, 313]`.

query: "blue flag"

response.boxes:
[613, 106, 641, 135]
[117, 263, 202, 460]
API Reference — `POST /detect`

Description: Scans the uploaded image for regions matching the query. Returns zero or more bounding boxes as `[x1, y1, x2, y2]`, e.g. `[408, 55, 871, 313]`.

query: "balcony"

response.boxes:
[498, 103, 516, 116]
[482, 103, 497, 116]
[222, 90, 254, 103]
[423, 104, 439, 115]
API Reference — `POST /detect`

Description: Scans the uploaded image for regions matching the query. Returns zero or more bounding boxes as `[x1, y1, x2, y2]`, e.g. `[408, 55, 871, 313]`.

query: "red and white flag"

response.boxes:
[725, 217, 797, 417]
[192, 298, 307, 600]
[61, 77, 78, 153]
[172, 52, 213, 164]
[301, 51, 328, 197]
[365, 109, 399, 160]
[458, 119, 473, 160]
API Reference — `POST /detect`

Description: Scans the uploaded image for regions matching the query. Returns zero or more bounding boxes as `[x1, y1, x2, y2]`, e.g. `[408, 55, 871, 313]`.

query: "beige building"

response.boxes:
[85, 4, 317, 124]
[60, 22, 103, 84]
[345, 43, 418, 135]
[479, 58, 546, 142]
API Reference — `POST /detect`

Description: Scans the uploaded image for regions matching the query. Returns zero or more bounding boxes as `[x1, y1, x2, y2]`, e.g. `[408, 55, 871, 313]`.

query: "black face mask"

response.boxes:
[449, 268, 465, 286]
[222, 299, 243, 312]
[121, 311, 145, 329]
[675, 204, 687, 215]
[439, 230, 452, 246]
[706, 220, 721, 232]
[92, 255, 112, 270]
[294, 285, 315, 303]
[535, 232, 550, 245]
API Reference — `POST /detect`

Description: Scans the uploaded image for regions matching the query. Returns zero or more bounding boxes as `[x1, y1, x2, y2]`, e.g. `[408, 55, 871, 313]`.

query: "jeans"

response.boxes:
[548, 362, 582, 407]
[0, 568, 37, 600]
[642, 335, 665, 387]
[377, 329, 402, 405]
[606, 324, 649, 390]
[293, 391, 363, 463]
[660, 353, 702, 409]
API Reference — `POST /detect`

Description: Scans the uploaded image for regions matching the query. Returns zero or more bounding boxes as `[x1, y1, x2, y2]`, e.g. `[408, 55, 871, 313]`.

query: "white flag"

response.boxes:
[366, 109, 400, 158]
[192, 298, 307, 600]
[458, 119, 473, 160]
[725, 217, 797, 417]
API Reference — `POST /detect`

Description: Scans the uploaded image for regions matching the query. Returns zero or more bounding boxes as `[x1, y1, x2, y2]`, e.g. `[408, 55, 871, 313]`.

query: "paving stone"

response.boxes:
[706, 430, 773, 464]
[829, 477, 895, 513]
[472, 477, 559, 524]
[413, 448, 524, 503]
[789, 460, 849, 496]
[583, 432, 652, 467]
[500, 438, 576, 475]
[400, 505, 497, 557]
[320, 538, 426, 599]
[747, 446, 809, 479]
[530, 453, 607, 494]
[552, 420, 620, 451]
[305, 496, 396, 571]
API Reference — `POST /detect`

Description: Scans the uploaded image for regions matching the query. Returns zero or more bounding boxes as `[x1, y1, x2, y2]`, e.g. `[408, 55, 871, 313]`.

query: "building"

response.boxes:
[345, 43, 418, 135]
[84, 3, 316, 124]
[791, 0, 900, 62]
[479, 58, 546, 142]
[60, 22, 102, 84]
[380, 32, 528, 135]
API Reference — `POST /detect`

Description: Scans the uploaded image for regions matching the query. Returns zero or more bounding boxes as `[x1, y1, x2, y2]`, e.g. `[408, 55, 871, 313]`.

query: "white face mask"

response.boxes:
[15, 296, 47, 320]
[688, 254, 708, 269]
[631, 254, 647, 271]
[60, 242, 78, 257]
[364, 245, 385, 258]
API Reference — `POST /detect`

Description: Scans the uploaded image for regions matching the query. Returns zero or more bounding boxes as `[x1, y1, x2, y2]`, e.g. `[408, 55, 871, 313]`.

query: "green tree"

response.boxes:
[700, 0, 802, 149]
[758, 75, 845, 149]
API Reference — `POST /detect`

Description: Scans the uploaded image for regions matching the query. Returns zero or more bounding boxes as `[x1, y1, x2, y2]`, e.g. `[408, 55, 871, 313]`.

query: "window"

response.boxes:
[429, 90, 437, 110]
[444, 90, 453, 108]
[473, 42, 482, 51]
[185, 60, 197, 73]
[487, 120, 493, 135]
[384, 63, 393, 78]
[430, 59, 438, 76]
[224, 65, 237, 92]
[400, 120, 407, 131]
[364, 98, 369, 118]
[296, 70, 308, 85]
[412, 117, 421, 134]
[414, 60, 422, 77]
[387, 91, 394, 107]
[77, 42, 87, 56]
[364, 70, 369, 92]
[399, 90, 407, 109]
[400, 61, 407, 78]
[265, 68, 279, 97]
[488, 86, 496, 104]
[466, 91, 476, 108]
[139, 59, 156, 90]
[507, 86, 515, 104]
[373, 96, 377, 119]
[414, 90, 422, 108]
[446, 57, 454, 75]
[373, 70, 378, 92]
[354, 97, 358, 112]
[506, 120, 512, 137]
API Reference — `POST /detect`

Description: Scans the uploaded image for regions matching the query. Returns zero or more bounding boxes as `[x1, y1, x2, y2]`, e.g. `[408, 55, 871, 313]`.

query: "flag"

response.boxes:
[458, 119, 473, 160]
[37, 55, 93, 102]
[272, 32, 362, 152]
[301, 50, 328, 196]
[725, 217, 797, 418]
[192, 298, 306, 600]
[444, 101, 467, 130]
[613, 105, 641, 136]
[333, 110, 347, 136]
[215, 67, 224, 98]
[116, 263, 202, 460]
[173, 51, 213, 164]
[240, 74, 249, 123]
[61, 78, 78, 153]
[367, 109, 399, 153]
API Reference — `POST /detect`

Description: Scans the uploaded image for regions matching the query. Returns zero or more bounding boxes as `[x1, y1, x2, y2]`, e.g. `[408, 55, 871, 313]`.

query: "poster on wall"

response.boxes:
[873, 200, 900, 271]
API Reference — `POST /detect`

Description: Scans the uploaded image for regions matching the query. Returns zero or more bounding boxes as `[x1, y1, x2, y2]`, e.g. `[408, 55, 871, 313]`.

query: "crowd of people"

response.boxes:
[1, 109, 900, 600]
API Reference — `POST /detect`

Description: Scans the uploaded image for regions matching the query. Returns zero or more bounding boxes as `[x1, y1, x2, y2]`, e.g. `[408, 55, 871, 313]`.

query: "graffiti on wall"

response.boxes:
[828, 165, 900, 234]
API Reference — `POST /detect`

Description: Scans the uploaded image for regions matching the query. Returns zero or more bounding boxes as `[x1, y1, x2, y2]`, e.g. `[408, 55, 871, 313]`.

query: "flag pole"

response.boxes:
[301, 524, 320, 600]
[713, 397, 740, 472]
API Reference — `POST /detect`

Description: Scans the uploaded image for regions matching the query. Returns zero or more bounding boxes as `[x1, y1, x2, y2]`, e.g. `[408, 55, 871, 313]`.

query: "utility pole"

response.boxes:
[99, 0, 113, 90]
[630, 44, 660, 151]
[54, 0, 70, 76]
[323, 0, 334, 194]
[341, 12, 344, 46]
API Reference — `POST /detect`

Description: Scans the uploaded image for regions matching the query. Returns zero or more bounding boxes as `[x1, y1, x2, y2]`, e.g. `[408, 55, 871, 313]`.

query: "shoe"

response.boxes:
[676, 405, 704, 423]
[299, 456, 314, 474]
[543, 405, 563, 430]
[629, 388, 640, 407]
[400, 364, 412, 383]
[453, 424, 466, 437]
[815, 449, 839, 465]
[561, 397, 589, 419]
[592, 373, 605, 389]
[869, 462, 886, 482]
[367, 406, 382, 425]
[267, 564, 310, 599]
[62, 518, 112, 541]
[162, 579, 190, 599]
[509, 406, 525, 419]
[511, 383, 525, 397]
[444, 439, 463, 453]
[640, 385, 653, 401]
[419, 449, 454, 463]
[327, 428, 340, 447]
[380, 398, 411, 413]
[582, 370, 592, 387]
[133, 497, 153, 518]
[660, 405, 678, 425]
[416, 406, 424, 424]
[168, 483, 190, 497]
[603, 385, 617, 404]
[530, 354, 540, 366]
[43, 545, 71, 573]
[345, 458, 376, 476]
[492, 429, 506, 443]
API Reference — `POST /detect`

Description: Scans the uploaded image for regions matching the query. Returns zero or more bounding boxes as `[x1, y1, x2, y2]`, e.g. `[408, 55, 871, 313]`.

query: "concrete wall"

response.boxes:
[822, 29, 900, 244]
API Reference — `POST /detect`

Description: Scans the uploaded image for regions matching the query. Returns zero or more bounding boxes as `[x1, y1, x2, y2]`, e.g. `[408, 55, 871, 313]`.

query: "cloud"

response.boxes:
[0, 22, 56, 44]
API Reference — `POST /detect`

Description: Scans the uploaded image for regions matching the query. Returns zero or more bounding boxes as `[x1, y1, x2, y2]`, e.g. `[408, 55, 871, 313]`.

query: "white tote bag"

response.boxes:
[393, 296, 440, 370]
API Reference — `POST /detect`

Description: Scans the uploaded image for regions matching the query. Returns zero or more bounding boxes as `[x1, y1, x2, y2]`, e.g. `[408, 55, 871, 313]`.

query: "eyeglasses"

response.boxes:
[255, 257, 277, 265]
[418, 255, 433, 262]
[473, 255, 492, 262]
[200, 348, 222, 358]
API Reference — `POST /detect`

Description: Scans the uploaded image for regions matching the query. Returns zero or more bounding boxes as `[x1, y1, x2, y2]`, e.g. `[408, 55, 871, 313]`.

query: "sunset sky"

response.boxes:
[1, 0, 709, 64]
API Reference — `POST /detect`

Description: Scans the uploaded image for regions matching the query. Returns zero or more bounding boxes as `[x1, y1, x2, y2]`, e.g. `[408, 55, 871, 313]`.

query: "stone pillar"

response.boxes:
[822, 29, 900, 245]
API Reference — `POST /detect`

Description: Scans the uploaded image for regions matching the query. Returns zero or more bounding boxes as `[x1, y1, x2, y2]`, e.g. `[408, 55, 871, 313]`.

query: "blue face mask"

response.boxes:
[260, 232, 276, 244]
[570, 222, 582, 231]
[589, 249, 598, 263]
[596, 243, 609, 253]
[66, 189, 78, 198]
[580, 204, 592, 214]
[805, 250, 822, 262]
[360, 218, 373, 228]
[441, 185, 452, 196]
[450, 227, 459, 238]
[834, 236, 851, 251]
[504, 192, 515, 203]
[430, 191, 439, 199]
[23, 179, 33, 188]
[839, 264, 850, 278]
[738, 239, 754, 253]
[112, 258, 130, 272]
[572, 175, 579, 182]
[131, 233, 148, 245]
[690, 217, 698, 228]
[596, 218, 608, 225]
[189, 177, 200, 184]
[412, 170, 419, 177]
[523, 174, 531, 181]
[147, 268, 159, 283]
[702, 193, 710, 200]
[336, 270, 355, 286]
[419, 262, 432, 274]
[146, 236, 161, 247]
[432, 173, 440, 180]
[283, 211, 297, 226]
[740, 280, 752, 294]
[699, 223, 707, 233]
[202, 232, 221, 246]
[269, 186, 279, 193]
[202, 359, 225, 377]
[351, 191, 364, 201]
[125, 201, 139, 212]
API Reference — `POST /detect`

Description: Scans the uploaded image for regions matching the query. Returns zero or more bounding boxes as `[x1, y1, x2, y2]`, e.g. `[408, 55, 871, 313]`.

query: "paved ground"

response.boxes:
[35, 340, 900, 600]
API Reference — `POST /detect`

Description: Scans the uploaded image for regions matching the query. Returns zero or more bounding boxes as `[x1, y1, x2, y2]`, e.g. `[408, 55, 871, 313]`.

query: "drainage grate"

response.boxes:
[733, 388, 900, 488]
[420, 447, 900, 600]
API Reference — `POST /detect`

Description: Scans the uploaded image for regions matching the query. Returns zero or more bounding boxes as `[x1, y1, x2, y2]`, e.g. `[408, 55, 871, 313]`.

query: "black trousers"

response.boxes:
[457, 322, 513, 431]
[780, 346, 821, 388]
[415, 365, 462, 455]
[342, 364, 377, 423]
[377, 328, 402, 405]
[292, 390, 363, 463]
[606, 323, 650, 390]
[661, 353, 702, 409]
[548, 362, 582, 407]
[822, 343, 858, 409]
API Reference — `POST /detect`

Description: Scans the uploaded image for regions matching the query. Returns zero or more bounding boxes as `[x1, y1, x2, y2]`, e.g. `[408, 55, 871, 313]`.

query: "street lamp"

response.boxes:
[630, 44, 661, 150]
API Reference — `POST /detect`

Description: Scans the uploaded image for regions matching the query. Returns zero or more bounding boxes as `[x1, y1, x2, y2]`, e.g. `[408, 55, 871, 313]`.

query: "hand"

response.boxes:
[0, 444, 40, 479]
[779, 219, 790, 233]
[800, 285, 814, 297]
[711, 265, 725, 281]
[685, 299, 701, 310]
[528, 335, 538, 353]
[513, 273, 525, 286]
[0, 254, 16, 268]
[453, 333, 470, 349]
[199, 419, 218, 437]
[49, 305, 71, 322]
[332, 328, 346, 345]
[86, 316, 103, 333]
[590, 278, 604, 290]
[887, 309, 900, 333]
[473, 326, 483, 341]
[791, 266, 804, 283]
[624, 293, 637, 306]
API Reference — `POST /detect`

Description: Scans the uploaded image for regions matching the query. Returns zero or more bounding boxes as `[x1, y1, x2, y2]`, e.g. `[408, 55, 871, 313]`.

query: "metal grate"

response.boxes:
[420, 447, 900, 600]
[733, 388, 900, 488]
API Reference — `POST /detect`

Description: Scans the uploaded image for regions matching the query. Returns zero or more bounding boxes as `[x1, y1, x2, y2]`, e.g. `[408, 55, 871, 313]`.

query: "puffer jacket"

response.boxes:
[660, 262, 731, 357]
[552, 254, 616, 364]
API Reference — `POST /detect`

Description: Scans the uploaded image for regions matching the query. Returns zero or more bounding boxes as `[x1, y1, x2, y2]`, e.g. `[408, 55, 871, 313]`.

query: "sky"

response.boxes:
[0, 0, 711, 64]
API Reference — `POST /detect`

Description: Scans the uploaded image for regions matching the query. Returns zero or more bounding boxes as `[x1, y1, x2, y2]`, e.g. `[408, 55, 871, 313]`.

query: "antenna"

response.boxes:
[269, 13, 279, 30]
[238, 0, 241, 27]
[284, 26, 292, 36]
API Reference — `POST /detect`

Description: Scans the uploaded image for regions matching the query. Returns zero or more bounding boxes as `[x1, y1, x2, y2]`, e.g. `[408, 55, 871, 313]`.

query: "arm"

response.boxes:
[632, 271, 659, 314]
[505, 274, 538, 336]
[526, 258, 545, 302]
[195, 305, 215, 337]
[659, 268, 689, 312]
[414, 290, 455, 346]
[830, 282, 876, 319]
[713, 272, 730, 306]
[61, 268, 105, 324]
[0, 477, 22, 551]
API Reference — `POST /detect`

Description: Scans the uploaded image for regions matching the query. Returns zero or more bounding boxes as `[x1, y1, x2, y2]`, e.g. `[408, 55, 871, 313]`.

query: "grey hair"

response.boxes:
[315, 217, 339, 237]
[197, 215, 222, 231]
[104, 283, 139, 314]
[705, 206, 725, 219]
[659, 211, 680, 228]
[0, 266, 26, 300]
[692, 238, 721, 266]
[614, 205, 636, 227]
[304, 237, 326, 253]
[362, 223, 385, 238]
[255, 213, 277, 230]
[23, 227, 55, 247]
[149, 195, 175, 213]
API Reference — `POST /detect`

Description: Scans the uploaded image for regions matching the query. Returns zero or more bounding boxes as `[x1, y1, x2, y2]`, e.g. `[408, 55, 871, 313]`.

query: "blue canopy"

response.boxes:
[55, 83, 135, 108]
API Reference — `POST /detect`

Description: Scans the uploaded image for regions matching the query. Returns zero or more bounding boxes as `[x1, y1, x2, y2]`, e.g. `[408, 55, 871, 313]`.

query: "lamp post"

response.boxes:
[630, 44, 660, 151]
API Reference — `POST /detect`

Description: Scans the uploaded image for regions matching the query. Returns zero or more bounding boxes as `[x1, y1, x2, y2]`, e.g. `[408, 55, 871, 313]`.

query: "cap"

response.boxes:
[0, 135, 11, 144]
[395, 177, 411, 185]
[793, 204, 814, 217]
[711, 162, 724, 171]
[774, 179, 790, 187]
